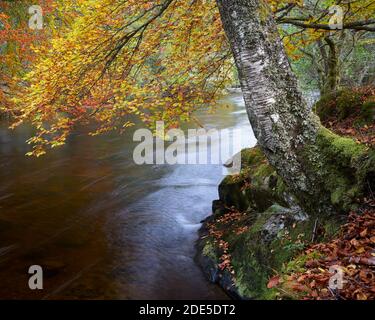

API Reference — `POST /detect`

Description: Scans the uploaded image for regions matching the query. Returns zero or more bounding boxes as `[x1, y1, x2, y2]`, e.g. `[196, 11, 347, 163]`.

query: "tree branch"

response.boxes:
[278, 18, 375, 32]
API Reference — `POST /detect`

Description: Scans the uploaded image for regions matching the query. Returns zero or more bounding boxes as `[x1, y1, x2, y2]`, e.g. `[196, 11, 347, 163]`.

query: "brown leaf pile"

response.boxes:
[277, 209, 375, 300]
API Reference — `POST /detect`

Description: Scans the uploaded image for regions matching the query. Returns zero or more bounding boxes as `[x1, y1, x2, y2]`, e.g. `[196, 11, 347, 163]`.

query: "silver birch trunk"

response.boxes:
[216, 0, 331, 214]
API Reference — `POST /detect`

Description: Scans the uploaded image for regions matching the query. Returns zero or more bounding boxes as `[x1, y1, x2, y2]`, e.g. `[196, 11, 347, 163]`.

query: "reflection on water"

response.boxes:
[0, 94, 256, 299]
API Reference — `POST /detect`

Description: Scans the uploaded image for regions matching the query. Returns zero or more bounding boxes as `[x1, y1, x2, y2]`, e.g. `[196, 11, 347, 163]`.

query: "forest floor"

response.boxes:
[269, 207, 375, 300]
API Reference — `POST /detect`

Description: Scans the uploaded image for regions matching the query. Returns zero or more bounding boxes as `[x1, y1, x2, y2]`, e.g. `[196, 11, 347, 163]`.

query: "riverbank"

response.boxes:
[197, 88, 375, 300]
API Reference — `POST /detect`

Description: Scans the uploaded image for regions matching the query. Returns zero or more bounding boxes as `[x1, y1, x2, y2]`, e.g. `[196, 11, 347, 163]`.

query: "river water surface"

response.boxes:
[0, 94, 256, 299]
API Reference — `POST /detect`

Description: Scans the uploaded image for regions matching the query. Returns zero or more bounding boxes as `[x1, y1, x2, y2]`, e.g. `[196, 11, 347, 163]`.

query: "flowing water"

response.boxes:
[0, 94, 256, 299]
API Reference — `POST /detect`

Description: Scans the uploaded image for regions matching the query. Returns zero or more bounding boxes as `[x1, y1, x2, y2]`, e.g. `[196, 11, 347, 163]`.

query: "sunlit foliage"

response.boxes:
[1, 0, 374, 155]
[10, 0, 232, 156]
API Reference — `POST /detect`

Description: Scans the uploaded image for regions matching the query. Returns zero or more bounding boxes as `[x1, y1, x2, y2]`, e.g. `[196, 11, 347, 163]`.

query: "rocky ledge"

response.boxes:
[196, 146, 347, 299]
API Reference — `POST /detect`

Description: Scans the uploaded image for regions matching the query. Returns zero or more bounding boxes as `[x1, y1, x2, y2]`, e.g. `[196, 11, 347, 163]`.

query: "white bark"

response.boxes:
[217, 0, 329, 213]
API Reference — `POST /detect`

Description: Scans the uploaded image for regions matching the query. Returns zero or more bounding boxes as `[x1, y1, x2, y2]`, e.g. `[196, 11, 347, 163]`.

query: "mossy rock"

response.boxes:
[303, 127, 374, 212]
[240, 147, 266, 169]
[234, 206, 344, 299]
[314, 88, 374, 124]
[199, 202, 343, 299]
[219, 147, 291, 211]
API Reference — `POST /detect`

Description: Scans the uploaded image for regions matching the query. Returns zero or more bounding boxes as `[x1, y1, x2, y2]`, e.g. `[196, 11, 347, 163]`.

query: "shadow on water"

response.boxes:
[0, 94, 256, 299]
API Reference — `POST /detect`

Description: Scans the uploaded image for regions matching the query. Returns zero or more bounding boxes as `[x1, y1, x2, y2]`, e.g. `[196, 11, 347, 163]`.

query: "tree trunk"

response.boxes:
[216, 0, 336, 214]
[323, 37, 339, 94]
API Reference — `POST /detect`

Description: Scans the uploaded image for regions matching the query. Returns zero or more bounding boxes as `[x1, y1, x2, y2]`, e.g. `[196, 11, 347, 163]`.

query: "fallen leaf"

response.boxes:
[267, 275, 280, 289]
[360, 229, 368, 237]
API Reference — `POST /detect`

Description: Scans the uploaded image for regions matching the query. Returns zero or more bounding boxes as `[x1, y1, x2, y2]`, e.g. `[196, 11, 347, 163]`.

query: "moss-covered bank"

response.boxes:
[197, 117, 374, 299]
[197, 145, 350, 299]
[302, 126, 374, 213]
[314, 88, 374, 125]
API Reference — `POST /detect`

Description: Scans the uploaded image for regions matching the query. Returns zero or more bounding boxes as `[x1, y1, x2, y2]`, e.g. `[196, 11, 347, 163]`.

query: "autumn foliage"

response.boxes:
[0, 0, 54, 116]
[7, 0, 232, 156]
[1, 0, 374, 155]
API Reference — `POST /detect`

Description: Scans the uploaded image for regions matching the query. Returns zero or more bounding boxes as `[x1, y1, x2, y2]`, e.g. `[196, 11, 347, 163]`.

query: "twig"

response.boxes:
[311, 218, 319, 243]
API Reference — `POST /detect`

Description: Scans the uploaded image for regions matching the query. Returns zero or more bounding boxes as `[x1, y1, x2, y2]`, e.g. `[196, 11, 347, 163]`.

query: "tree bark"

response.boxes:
[323, 37, 339, 94]
[216, 0, 334, 214]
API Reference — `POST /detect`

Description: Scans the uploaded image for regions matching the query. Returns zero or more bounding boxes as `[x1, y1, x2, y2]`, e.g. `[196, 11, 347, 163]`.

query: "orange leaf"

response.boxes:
[267, 276, 280, 289]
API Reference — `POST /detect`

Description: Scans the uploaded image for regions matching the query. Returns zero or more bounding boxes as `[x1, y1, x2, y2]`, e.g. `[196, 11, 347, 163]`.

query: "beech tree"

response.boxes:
[5, 0, 374, 214]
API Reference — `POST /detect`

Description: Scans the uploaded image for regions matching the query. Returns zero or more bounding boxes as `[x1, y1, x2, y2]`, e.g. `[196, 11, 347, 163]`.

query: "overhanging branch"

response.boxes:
[278, 18, 375, 32]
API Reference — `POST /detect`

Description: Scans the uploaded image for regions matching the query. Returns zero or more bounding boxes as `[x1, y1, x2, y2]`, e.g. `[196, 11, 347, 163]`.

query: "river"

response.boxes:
[0, 93, 256, 299]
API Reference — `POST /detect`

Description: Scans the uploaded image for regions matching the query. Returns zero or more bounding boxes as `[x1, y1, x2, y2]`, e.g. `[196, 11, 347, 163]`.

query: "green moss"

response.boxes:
[240, 147, 266, 169]
[322, 217, 343, 238]
[319, 127, 366, 162]
[302, 127, 373, 212]
[202, 240, 218, 261]
[282, 250, 322, 274]
[239, 147, 278, 189]
[223, 148, 272, 186]
[275, 177, 288, 195]
[336, 90, 363, 119]
[313, 91, 336, 119]
[314, 88, 375, 126]
[314, 89, 363, 121]
[230, 230, 270, 298]
[357, 101, 375, 125]
[226, 208, 297, 298]
[219, 177, 248, 211]
[219, 147, 289, 211]
[253, 163, 275, 186]
[227, 227, 292, 298]
[206, 196, 344, 300]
